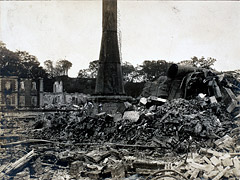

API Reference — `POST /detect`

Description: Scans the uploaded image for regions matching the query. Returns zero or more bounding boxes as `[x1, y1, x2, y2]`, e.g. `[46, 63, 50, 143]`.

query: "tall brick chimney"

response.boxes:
[95, 0, 125, 95]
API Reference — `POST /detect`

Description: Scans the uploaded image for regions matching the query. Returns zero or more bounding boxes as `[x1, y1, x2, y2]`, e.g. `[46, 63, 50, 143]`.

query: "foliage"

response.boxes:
[78, 60, 171, 82]
[139, 60, 170, 81]
[78, 60, 140, 81]
[0, 42, 47, 79]
[43, 59, 72, 77]
[78, 69, 90, 78]
[16, 50, 46, 78]
[44, 60, 54, 78]
[55, 59, 72, 76]
[179, 56, 216, 69]
[88, 60, 99, 78]
[122, 61, 135, 81]
[0, 43, 21, 76]
[78, 60, 99, 78]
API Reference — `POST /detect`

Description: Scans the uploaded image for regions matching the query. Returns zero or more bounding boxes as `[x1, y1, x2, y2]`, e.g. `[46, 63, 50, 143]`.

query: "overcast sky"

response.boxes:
[1, 1, 240, 77]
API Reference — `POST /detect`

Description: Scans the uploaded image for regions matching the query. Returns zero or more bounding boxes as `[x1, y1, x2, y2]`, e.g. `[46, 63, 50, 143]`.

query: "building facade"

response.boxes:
[0, 76, 43, 110]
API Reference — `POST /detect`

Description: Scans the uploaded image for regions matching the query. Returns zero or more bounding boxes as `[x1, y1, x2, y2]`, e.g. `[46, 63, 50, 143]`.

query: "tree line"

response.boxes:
[1, 41, 216, 82]
[77, 57, 216, 82]
[0, 41, 72, 80]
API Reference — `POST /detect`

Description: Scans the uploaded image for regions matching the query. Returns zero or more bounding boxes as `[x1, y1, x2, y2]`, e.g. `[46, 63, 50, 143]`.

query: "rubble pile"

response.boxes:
[30, 96, 236, 154]
[2, 126, 240, 179]
[1, 100, 240, 179]
[1, 69, 240, 179]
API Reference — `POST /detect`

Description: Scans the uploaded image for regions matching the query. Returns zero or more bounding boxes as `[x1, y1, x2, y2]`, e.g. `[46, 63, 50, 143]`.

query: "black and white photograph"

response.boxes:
[0, 0, 240, 179]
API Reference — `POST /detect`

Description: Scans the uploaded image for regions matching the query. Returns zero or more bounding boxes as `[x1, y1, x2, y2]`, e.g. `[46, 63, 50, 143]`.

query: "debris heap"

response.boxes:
[30, 96, 235, 154]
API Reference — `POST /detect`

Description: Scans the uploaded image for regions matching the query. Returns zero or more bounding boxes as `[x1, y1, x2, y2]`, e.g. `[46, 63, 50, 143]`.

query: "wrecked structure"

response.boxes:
[43, 77, 91, 109]
[1, 0, 240, 180]
[0, 76, 43, 110]
[1, 49, 240, 179]
[0, 84, 239, 179]
[142, 64, 240, 115]
[1, 63, 240, 179]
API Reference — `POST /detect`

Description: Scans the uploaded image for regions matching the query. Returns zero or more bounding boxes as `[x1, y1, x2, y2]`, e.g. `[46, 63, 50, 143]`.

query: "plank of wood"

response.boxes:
[4, 149, 36, 175]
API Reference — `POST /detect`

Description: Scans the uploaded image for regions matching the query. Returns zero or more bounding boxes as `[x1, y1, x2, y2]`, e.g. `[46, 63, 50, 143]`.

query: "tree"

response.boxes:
[0, 44, 21, 76]
[88, 60, 99, 78]
[78, 60, 138, 81]
[122, 62, 134, 76]
[16, 50, 46, 78]
[139, 60, 169, 81]
[55, 59, 72, 76]
[43, 59, 73, 77]
[0, 44, 47, 78]
[121, 61, 135, 81]
[44, 60, 54, 78]
[77, 69, 89, 78]
[179, 56, 216, 69]
[78, 60, 99, 78]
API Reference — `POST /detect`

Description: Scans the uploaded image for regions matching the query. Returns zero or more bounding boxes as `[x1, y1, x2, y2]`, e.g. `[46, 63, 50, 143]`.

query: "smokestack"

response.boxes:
[95, 0, 125, 95]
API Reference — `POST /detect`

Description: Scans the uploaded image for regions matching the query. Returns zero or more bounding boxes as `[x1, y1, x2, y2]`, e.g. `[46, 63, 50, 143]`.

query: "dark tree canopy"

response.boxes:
[78, 60, 99, 78]
[0, 44, 20, 76]
[179, 56, 216, 69]
[43, 59, 72, 77]
[78, 60, 137, 80]
[78, 60, 172, 82]
[77, 57, 217, 83]
[16, 50, 46, 78]
[56, 59, 72, 76]
[122, 61, 135, 81]
[44, 60, 54, 78]
[0, 42, 47, 79]
[139, 60, 170, 81]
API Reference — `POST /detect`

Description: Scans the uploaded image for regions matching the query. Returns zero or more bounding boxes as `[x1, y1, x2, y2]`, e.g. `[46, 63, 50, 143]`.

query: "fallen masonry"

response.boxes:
[1, 69, 240, 179]
[30, 97, 235, 151]
[0, 95, 239, 179]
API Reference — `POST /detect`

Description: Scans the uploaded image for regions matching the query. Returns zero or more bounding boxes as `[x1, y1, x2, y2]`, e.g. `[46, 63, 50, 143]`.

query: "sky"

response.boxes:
[0, 0, 240, 77]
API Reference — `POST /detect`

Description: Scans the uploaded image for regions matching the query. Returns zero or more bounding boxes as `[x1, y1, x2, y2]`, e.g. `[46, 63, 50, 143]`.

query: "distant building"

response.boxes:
[0, 76, 43, 110]
[42, 76, 94, 106]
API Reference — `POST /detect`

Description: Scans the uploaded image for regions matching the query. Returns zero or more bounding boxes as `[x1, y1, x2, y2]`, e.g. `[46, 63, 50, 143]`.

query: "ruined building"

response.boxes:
[0, 76, 43, 110]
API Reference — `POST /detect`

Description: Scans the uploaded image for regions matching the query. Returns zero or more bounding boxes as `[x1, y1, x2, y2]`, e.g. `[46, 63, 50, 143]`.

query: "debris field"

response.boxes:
[1, 71, 240, 179]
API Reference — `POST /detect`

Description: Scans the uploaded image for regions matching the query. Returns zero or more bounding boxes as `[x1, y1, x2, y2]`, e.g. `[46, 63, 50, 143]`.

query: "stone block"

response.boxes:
[210, 96, 218, 104]
[212, 166, 230, 180]
[224, 169, 233, 178]
[113, 113, 122, 122]
[189, 162, 206, 171]
[207, 170, 219, 179]
[202, 156, 212, 165]
[232, 167, 240, 177]
[223, 88, 236, 105]
[70, 161, 83, 178]
[217, 165, 224, 171]
[203, 173, 209, 179]
[227, 99, 238, 113]
[205, 164, 215, 173]
[222, 158, 233, 167]
[111, 163, 125, 179]
[190, 169, 199, 180]
[123, 111, 140, 122]
[232, 156, 240, 169]
[219, 153, 231, 160]
[139, 97, 147, 105]
[210, 156, 221, 166]
[214, 135, 233, 149]
[200, 148, 223, 157]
